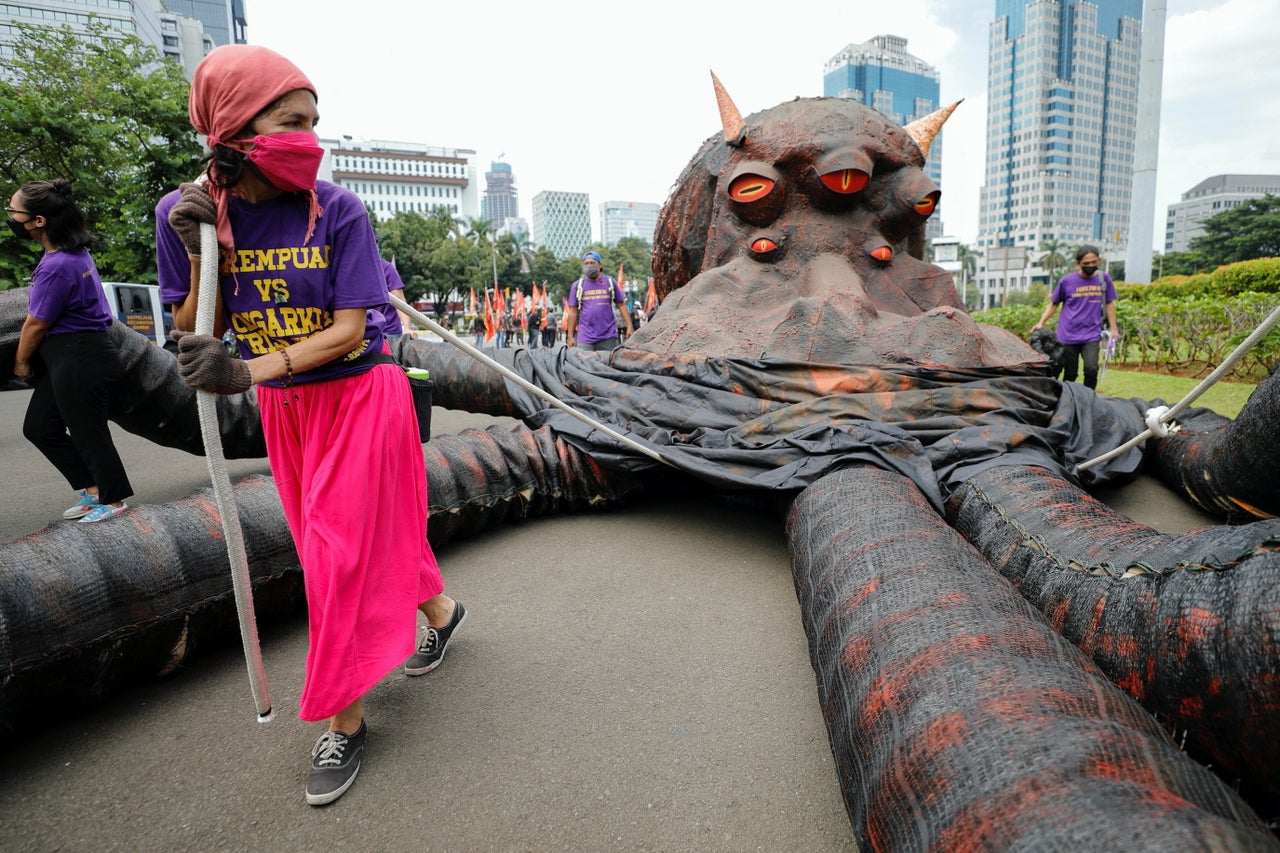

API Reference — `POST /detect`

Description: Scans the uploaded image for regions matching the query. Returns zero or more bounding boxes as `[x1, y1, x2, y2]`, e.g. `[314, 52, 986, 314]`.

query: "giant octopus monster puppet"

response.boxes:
[2, 79, 1280, 848]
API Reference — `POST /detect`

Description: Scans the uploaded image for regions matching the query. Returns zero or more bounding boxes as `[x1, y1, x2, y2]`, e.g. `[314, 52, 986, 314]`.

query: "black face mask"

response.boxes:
[1081, 264, 1098, 276]
[7, 217, 35, 242]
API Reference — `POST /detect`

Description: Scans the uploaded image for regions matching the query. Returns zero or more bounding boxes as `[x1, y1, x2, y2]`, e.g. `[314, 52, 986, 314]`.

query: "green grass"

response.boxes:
[1097, 368, 1257, 418]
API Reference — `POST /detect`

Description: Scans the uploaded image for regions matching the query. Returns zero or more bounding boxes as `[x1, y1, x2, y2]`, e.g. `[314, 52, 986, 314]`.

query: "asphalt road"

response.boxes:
[0, 388, 855, 852]
[0, 386, 1217, 851]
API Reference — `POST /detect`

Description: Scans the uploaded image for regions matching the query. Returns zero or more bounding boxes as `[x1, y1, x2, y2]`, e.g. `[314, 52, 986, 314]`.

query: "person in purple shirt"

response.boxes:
[156, 44, 463, 807]
[565, 250, 634, 352]
[1032, 244, 1119, 389]
[379, 257, 414, 341]
[8, 179, 133, 523]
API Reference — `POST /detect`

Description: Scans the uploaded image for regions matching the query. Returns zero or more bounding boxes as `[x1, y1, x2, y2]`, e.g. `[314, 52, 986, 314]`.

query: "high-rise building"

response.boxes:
[599, 201, 660, 246]
[1165, 174, 1280, 253]
[976, 0, 1143, 306]
[0, 1, 218, 79]
[531, 191, 591, 259]
[481, 161, 519, 228]
[161, 0, 246, 46]
[823, 35, 945, 237]
[320, 137, 480, 222]
[1, 1, 166, 64]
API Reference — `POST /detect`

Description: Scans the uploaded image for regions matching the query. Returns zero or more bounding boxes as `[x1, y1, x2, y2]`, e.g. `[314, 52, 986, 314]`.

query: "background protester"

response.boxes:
[9, 179, 132, 523]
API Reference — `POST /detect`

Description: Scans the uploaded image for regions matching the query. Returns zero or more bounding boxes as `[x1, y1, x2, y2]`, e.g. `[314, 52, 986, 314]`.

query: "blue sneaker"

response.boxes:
[63, 490, 99, 520]
[78, 502, 128, 523]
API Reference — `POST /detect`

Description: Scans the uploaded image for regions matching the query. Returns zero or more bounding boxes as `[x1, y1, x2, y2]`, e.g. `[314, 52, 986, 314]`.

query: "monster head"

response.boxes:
[633, 76, 1042, 371]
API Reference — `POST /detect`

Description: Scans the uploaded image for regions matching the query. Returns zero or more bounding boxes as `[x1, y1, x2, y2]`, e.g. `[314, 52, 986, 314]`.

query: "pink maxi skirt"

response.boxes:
[259, 364, 443, 721]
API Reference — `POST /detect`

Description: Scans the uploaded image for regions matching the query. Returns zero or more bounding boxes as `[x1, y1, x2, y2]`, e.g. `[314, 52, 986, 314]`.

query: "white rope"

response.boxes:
[195, 222, 273, 723]
[1077, 300, 1280, 472]
[1143, 405, 1176, 438]
[390, 295, 674, 467]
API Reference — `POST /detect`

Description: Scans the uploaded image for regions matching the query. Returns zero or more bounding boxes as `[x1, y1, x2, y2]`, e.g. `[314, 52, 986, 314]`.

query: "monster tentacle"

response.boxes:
[0, 475, 303, 733]
[0, 422, 643, 733]
[946, 464, 1280, 820]
[1, 289, 265, 458]
[787, 465, 1273, 847]
[1147, 367, 1280, 520]
[393, 336, 523, 416]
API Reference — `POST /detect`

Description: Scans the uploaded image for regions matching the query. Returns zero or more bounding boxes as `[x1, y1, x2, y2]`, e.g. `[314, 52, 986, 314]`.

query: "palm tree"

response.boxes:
[465, 217, 495, 245]
[509, 231, 537, 274]
[956, 244, 982, 311]
[1037, 238, 1068, 284]
[957, 243, 981, 283]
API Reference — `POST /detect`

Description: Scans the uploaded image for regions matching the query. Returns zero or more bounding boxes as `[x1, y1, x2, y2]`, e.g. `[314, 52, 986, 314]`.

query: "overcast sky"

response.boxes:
[248, 0, 1279, 251]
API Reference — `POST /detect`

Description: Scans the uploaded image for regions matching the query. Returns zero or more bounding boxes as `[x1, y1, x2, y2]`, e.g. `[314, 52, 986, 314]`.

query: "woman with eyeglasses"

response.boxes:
[7, 179, 132, 522]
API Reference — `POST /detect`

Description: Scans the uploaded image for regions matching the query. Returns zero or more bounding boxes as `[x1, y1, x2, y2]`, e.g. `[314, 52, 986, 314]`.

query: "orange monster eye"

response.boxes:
[728, 174, 776, 202]
[914, 196, 937, 215]
[750, 237, 778, 254]
[820, 169, 869, 194]
[869, 246, 893, 262]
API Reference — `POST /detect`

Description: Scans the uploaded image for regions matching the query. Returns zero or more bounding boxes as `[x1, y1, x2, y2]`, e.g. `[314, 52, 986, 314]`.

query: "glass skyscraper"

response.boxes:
[977, 0, 1142, 299]
[823, 35, 944, 236]
[162, 0, 247, 46]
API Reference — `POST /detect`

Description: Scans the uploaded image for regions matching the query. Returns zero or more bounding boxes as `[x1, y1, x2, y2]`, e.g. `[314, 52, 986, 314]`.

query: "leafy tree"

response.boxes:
[1189, 194, 1280, 267]
[529, 247, 568, 305]
[1155, 250, 1211, 278]
[1007, 282, 1049, 308]
[373, 207, 498, 320]
[0, 20, 202, 287]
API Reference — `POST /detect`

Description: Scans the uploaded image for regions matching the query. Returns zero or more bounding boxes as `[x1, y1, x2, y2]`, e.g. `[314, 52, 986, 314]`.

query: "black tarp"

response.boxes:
[400, 339, 1153, 511]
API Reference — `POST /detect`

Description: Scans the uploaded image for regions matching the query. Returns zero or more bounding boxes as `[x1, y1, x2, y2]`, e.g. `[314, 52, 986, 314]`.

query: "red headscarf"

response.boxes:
[189, 45, 322, 253]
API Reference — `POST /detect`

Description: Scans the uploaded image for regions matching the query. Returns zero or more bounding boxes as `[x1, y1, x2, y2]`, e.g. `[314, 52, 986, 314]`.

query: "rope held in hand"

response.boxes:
[390, 294, 673, 467]
[195, 222, 273, 722]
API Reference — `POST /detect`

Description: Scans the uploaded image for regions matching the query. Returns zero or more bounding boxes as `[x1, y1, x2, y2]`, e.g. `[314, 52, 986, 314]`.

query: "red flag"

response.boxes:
[483, 290, 496, 341]
[617, 264, 625, 290]
[644, 277, 657, 314]
[470, 288, 478, 316]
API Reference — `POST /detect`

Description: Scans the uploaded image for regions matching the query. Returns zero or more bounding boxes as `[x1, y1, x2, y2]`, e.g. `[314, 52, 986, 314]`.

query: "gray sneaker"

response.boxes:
[306, 721, 366, 806]
[404, 601, 467, 676]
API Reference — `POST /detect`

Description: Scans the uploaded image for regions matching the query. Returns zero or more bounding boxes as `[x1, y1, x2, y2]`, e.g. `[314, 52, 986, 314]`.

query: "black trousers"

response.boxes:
[23, 330, 133, 505]
[1059, 339, 1101, 389]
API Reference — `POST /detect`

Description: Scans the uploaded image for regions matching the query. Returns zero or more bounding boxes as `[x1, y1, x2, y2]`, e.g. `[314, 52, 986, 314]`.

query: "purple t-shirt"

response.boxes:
[1051, 271, 1116, 345]
[567, 274, 625, 344]
[380, 258, 404, 336]
[156, 182, 388, 387]
[28, 248, 113, 335]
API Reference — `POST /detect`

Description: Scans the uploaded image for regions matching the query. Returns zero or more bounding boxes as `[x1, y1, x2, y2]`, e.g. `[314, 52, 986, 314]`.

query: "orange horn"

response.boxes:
[904, 99, 962, 160]
[711, 71, 746, 147]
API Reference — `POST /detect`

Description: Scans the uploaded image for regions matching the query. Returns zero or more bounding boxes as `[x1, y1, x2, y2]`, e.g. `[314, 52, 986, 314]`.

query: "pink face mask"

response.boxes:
[246, 131, 324, 192]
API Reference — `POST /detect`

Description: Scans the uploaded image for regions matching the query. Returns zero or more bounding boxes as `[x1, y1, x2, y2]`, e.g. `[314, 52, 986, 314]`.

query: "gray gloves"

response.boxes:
[168, 182, 217, 257]
[174, 331, 252, 395]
